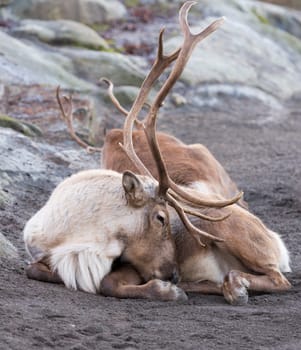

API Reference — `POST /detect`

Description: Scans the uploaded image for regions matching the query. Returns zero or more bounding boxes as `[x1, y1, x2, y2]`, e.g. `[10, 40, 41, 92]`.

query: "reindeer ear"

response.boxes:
[122, 171, 148, 208]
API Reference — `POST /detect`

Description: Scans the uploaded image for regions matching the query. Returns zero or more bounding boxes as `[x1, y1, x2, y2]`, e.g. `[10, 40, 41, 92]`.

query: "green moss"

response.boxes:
[0, 115, 42, 137]
[50, 38, 108, 51]
[62, 40, 118, 52]
[124, 0, 140, 7]
[103, 45, 123, 54]
[22, 121, 43, 137]
[251, 8, 270, 25]
[260, 23, 301, 55]
[89, 23, 110, 33]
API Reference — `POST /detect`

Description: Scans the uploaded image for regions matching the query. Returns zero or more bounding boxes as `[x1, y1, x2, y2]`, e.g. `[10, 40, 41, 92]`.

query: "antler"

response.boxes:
[100, 78, 129, 117]
[143, 2, 226, 198]
[56, 86, 102, 153]
[119, 27, 181, 178]
[119, 1, 238, 246]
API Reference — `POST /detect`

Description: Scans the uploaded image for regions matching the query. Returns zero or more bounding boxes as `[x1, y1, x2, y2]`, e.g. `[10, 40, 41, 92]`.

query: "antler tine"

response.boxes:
[100, 77, 145, 130]
[166, 192, 225, 247]
[168, 187, 244, 209]
[100, 78, 129, 117]
[56, 86, 101, 153]
[182, 206, 232, 222]
[119, 29, 181, 178]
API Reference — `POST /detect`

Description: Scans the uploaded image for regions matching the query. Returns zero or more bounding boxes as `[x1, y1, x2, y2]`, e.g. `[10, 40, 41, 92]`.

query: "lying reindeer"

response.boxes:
[24, 2, 240, 301]
[60, 1, 291, 305]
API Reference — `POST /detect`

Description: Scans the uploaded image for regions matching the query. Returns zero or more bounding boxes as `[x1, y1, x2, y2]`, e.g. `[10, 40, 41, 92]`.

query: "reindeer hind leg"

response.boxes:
[222, 269, 291, 306]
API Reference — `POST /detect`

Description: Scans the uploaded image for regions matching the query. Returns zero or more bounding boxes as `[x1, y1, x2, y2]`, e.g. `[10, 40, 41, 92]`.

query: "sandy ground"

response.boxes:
[1, 92, 301, 349]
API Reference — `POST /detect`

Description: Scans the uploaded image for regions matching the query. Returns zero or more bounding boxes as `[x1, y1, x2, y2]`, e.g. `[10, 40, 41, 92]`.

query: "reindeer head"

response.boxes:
[120, 170, 178, 283]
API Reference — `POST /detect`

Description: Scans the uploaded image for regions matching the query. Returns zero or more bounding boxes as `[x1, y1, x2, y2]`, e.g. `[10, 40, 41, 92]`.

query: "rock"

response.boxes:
[194, 0, 301, 39]
[0, 126, 98, 183]
[0, 114, 43, 137]
[59, 47, 148, 87]
[260, 0, 301, 10]
[164, 1, 301, 100]
[0, 231, 18, 260]
[7, 0, 127, 24]
[0, 30, 94, 89]
[0, 126, 100, 261]
[0, 0, 11, 7]
[171, 93, 187, 107]
[13, 19, 109, 50]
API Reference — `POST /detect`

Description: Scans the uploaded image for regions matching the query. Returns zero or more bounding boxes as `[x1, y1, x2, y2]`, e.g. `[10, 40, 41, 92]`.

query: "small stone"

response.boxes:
[171, 93, 187, 107]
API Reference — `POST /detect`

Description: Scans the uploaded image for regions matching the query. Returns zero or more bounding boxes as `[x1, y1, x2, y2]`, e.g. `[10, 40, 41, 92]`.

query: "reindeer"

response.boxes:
[24, 3, 242, 301]
[59, 1, 291, 305]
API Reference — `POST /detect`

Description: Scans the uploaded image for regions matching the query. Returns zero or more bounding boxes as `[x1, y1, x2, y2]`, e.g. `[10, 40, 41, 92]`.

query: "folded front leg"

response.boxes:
[100, 264, 187, 301]
[26, 261, 63, 284]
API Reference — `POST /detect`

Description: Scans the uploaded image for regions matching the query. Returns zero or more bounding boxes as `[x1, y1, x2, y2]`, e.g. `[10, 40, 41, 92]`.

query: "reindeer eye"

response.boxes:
[155, 211, 166, 226]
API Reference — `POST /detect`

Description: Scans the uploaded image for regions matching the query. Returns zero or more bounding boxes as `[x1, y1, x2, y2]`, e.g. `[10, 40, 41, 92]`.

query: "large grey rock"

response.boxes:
[163, 0, 301, 100]
[0, 30, 94, 89]
[0, 27, 148, 91]
[13, 19, 109, 50]
[7, 0, 127, 24]
[194, 0, 301, 39]
[0, 126, 99, 208]
[59, 47, 148, 87]
[0, 126, 100, 260]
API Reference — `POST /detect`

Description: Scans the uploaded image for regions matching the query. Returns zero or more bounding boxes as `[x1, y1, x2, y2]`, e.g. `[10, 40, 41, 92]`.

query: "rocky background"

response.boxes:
[0, 0, 301, 349]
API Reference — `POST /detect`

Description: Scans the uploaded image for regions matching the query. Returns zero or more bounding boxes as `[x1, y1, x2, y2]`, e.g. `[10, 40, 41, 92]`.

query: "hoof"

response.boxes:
[222, 270, 249, 306]
[174, 285, 189, 302]
[227, 288, 249, 306]
[147, 280, 188, 301]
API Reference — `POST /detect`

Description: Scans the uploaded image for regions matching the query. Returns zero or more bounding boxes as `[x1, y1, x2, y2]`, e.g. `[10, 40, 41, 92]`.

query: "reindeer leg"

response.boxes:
[26, 262, 63, 284]
[222, 269, 291, 306]
[100, 264, 187, 301]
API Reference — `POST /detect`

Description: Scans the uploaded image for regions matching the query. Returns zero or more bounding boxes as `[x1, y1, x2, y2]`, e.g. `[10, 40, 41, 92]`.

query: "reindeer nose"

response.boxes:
[170, 269, 179, 284]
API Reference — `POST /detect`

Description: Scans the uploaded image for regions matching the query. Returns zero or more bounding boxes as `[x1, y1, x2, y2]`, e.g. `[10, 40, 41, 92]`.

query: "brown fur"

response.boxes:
[102, 129, 248, 208]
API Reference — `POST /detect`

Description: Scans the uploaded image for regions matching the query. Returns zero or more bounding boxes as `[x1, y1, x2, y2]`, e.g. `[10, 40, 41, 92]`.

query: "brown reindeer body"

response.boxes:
[102, 129, 248, 209]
